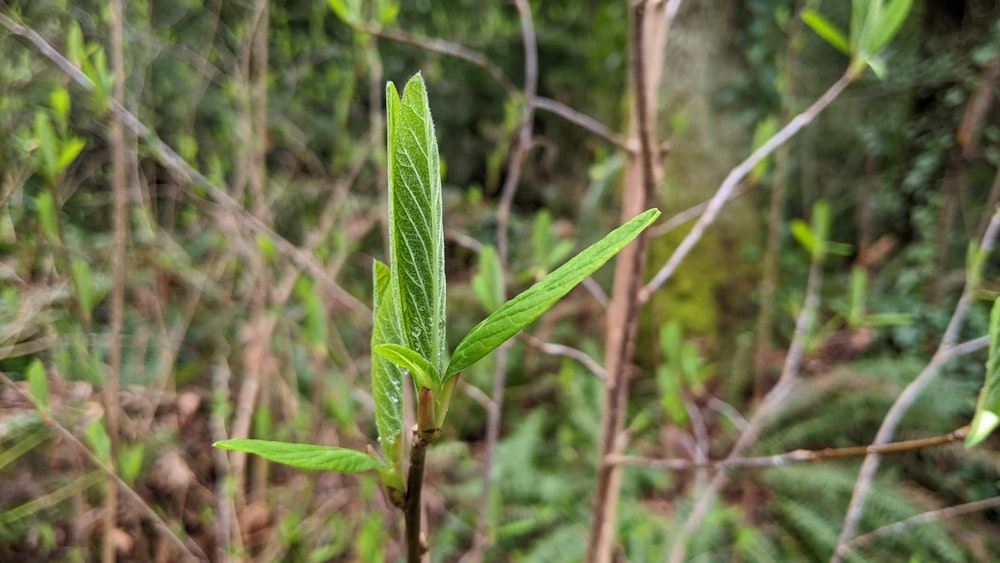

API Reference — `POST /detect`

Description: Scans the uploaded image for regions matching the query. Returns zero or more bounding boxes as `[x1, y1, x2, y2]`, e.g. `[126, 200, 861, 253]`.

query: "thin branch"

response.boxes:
[609, 427, 968, 470]
[0, 372, 208, 562]
[469, 3, 537, 560]
[0, 11, 368, 318]
[104, 0, 128, 560]
[669, 227, 824, 563]
[532, 97, 633, 151]
[640, 70, 856, 304]
[346, 20, 516, 95]
[518, 333, 606, 379]
[845, 495, 1000, 555]
[647, 181, 755, 239]
[833, 208, 1000, 561]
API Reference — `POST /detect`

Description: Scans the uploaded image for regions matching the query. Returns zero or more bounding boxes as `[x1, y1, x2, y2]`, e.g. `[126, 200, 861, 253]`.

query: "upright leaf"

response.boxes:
[371, 261, 404, 455]
[868, 0, 913, 53]
[471, 245, 504, 313]
[26, 359, 49, 412]
[386, 73, 447, 383]
[447, 208, 661, 375]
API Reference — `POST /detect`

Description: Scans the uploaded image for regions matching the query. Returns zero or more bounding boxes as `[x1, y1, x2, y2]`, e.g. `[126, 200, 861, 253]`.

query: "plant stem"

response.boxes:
[405, 426, 432, 562]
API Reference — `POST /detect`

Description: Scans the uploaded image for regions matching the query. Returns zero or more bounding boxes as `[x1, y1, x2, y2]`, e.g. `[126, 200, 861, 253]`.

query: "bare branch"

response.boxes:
[532, 97, 633, 151]
[610, 427, 967, 471]
[833, 209, 1000, 561]
[669, 211, 825, 563]
[640, 70, 856, 304]
[518, 333, 606, 379]
[845, 495, 1000, 555]
[347, 21, 516, 95]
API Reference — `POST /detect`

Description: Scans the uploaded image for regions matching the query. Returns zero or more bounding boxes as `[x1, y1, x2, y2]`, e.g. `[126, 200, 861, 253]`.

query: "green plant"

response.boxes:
[214, 73, 659, 559]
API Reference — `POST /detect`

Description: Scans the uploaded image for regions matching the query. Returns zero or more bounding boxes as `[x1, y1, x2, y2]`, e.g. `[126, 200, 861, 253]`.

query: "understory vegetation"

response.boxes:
[1, 0, 999, 561]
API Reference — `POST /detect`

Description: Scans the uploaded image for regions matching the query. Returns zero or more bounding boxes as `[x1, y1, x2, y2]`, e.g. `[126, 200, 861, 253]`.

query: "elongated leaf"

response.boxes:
[375, 343, 439, 391]
[868, 0, 912, 53]
[967, 298, 1000, 447]
[471, 245, 504, 313]
[371, 260, 404, 452]
[790, 219, 815, 256]
[26, 359, 49, 412]
[386, 73, 447, 382]
[447, 208, 660, 375]
[802, 10, 850, 55]
[214, 439, 384, 472]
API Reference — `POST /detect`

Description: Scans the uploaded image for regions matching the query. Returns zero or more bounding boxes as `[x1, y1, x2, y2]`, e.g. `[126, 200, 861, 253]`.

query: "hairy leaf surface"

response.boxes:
[386, 73, 447, 383]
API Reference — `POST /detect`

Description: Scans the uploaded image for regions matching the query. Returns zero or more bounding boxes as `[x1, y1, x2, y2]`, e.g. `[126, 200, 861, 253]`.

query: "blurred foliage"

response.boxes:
[1, 0, 999, 561]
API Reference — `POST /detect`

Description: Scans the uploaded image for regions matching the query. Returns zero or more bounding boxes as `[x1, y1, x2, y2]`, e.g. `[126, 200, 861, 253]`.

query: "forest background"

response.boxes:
[1, 0, 1000, 561]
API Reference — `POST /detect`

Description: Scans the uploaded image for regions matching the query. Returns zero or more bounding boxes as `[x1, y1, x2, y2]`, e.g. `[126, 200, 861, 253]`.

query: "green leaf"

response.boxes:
[447, 208, 661, 376]
[50, 88, 71, 121]
[790, 219, 815, 255]
[864, 313, 913, 327]
[965, 299, 1000, 448]
[850, 0, 875, 56]
[26, 359, 49, 412]
[750, 116, 779, 183]
[802, 9, 850, 55]
[57, 138, 86, 173]
[867, 0, 912, 54]
[371, 260, 404, 455]
[328, 0, 361, 25]
[34, 112, 58, 179]
[811, 200, 831, 258]
[967, 298, 1000, 447]
[848, 267, 867, 328]
[213, 439, 384, 472]
[71, 257, 96, 319]
[36, 191, 59, 244]
[375, 343, 439, 391]
[295, 277, 328, 354]
[471, 245, 504, 313]
[85, 420, 111, 464]
[386, 73, 447, 382]
[119, 443, 145, 485]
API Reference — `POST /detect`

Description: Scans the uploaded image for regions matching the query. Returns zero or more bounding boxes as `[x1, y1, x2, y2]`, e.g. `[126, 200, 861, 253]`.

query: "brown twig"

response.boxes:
[531, 96, 633, 152]
[345, 21, 516, 96]
[587, 2, 673, 561]
[104, 1, 128, 560]
[610, 427, 968, 470]
[833, 208, 1000, 561]
[518, 333, 606, 379]
[0, 10, 368, 317]
[844, 495, 1000, 555]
